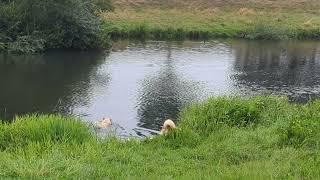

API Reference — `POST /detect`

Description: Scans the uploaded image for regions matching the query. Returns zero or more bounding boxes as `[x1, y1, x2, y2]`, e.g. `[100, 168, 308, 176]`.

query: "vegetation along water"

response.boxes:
[1, 97, 320, 178]
[0, 0, 113, 53]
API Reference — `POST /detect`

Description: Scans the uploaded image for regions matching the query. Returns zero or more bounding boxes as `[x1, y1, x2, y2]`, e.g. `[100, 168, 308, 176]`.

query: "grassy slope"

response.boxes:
[102, 0, 320, 40]
[1, 97, 320, 178]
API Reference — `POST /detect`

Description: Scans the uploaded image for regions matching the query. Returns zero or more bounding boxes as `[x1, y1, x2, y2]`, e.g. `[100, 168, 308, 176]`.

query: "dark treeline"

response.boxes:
[0, 0, 113, 53]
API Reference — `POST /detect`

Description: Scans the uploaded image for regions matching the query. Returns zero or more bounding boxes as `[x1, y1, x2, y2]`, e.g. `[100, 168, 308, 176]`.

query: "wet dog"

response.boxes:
[96, 118, 112, 129]
[160, 119, 176, 135]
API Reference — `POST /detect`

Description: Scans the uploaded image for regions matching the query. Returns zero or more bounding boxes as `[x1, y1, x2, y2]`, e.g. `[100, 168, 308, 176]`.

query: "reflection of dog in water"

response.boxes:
[96, 118, 112, 129]
[160, 119, 176, 136]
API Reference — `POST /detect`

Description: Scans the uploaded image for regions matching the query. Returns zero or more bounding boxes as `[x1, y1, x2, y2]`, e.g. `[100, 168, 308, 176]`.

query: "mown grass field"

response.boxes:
[101, 0, 320, 40]
[1, 97, 320, 178]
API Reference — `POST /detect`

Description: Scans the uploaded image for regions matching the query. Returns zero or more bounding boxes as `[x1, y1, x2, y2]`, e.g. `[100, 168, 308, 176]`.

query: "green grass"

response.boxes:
[1, 97, 320, 178]
[101, 5, 320, 40]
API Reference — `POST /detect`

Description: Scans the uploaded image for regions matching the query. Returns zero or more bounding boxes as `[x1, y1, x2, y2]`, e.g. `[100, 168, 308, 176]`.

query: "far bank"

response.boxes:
[102, 0, 320, 40]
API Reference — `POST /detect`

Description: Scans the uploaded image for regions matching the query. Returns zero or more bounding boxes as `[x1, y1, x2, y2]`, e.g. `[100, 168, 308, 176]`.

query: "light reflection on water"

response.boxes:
[1, 40, 320, 137]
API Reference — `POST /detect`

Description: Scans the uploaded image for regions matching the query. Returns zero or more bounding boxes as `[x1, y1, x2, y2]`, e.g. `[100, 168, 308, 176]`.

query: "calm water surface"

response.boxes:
[1, 40, 320, 137]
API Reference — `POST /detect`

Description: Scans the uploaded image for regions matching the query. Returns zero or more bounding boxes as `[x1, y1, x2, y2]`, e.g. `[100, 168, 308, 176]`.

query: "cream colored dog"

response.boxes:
[160, 119, 176, 135]
[96, 118, 112, 129]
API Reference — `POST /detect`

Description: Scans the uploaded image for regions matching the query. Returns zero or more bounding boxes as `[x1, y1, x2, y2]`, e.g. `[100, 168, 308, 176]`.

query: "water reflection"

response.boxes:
[231, 40, 320, 102]
[137, 42, 199, 130]
[0, 51, 109, 120]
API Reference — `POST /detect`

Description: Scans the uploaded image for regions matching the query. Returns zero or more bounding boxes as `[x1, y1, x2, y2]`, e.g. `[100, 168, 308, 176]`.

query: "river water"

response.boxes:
[1, 40, 320, 137]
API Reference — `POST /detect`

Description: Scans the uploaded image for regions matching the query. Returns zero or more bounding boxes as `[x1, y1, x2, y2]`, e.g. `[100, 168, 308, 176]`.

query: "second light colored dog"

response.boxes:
[96, 118, 112, 129]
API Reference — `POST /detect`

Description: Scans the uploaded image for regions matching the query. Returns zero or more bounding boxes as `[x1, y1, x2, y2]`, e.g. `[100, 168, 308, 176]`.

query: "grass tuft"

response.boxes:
[0, 115, 92, 150]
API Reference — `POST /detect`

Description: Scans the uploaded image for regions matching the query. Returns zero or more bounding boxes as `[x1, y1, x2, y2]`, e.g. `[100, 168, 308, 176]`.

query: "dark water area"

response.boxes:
[1, 40, 320, 137]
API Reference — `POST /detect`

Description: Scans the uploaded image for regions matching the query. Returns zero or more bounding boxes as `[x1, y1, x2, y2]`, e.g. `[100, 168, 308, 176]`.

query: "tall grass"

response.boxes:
[1, 97, 320, 178]
[0, 115, 92, 150]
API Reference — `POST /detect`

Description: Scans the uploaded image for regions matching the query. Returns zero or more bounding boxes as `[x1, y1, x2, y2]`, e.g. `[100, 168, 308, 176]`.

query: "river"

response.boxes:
[1, 40, 320, 137]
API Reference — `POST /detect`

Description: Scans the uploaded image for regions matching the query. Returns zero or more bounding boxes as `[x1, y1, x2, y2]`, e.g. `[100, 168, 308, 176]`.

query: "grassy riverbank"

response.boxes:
[102, 0, 320, 40]
[1, 97, 320, 178]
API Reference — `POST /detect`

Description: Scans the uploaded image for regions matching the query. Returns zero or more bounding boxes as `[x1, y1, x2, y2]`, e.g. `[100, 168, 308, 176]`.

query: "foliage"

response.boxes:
[0, 0, 113, 53]
[7, 35, 45, 53]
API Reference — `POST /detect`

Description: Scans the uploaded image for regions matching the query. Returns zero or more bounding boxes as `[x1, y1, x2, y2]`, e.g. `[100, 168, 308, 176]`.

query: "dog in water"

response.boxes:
[96, 117, 112, 129]
[160, 119, 176, 136]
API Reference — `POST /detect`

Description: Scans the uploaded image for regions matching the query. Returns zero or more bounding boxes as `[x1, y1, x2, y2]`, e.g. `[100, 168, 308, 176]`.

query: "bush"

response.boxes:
[7, 35, 45, 53]
[0, 0, 113, 53]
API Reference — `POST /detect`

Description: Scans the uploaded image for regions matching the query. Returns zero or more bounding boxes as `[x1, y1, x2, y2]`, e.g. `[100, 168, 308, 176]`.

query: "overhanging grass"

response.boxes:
[1, 97, 320, 178]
